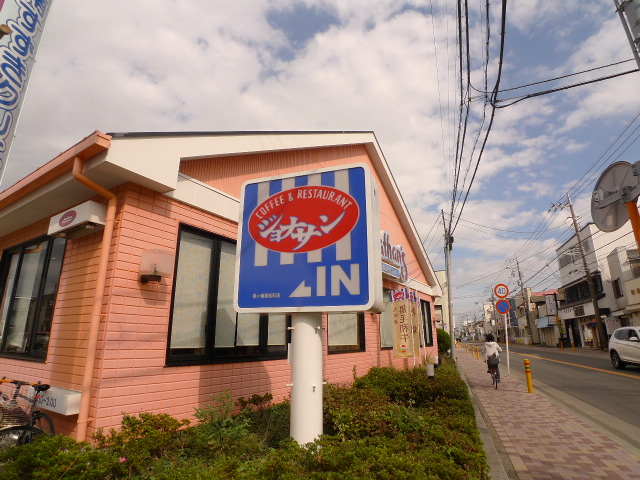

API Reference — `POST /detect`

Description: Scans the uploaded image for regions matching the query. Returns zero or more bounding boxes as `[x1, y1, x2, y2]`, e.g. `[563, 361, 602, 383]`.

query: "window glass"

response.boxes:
[328, 312, 364, 353]
[0, 237, 66, 359]
[167, 225, 290, 364]
[5, 241, 48, 354]
[380, 289, 393, 348]
[267, 314, 287, 346]
[0, 253, 19, 348]
[31, 239, 65, 354]
[170, 231, 213, 353]
[214, 241, 237, 347]
[236, 313, 260, 346]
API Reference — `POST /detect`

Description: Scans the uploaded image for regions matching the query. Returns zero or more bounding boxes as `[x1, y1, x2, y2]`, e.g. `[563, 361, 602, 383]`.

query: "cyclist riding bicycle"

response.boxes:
[481, 333, 502, 375]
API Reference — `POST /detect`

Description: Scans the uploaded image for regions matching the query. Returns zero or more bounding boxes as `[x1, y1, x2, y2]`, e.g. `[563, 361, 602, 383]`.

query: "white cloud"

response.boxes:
[1, 0, 637, 315]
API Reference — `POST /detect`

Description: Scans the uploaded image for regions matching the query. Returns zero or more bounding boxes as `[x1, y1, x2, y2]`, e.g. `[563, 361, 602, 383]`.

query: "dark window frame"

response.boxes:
[612, 278, 623, 299]
[420, 299, 434, 347]
[166, 224, 291, 366]
[0, 236, 66, 362]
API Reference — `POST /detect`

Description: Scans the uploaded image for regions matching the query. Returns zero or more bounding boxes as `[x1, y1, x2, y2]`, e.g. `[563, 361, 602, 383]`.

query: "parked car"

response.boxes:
[609, 326, 640, 369]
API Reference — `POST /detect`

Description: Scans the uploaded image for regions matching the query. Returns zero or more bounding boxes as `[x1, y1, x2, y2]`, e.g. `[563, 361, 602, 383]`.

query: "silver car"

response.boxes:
[609, 326, 640, 369]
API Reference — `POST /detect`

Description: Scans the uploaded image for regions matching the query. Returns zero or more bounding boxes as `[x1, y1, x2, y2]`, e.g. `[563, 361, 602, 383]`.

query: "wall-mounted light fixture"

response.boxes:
[139, 249, 175, 284]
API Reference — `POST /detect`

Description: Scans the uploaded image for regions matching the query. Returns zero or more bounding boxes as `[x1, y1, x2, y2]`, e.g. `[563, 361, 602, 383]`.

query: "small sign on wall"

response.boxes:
[30, 386, 81, 416]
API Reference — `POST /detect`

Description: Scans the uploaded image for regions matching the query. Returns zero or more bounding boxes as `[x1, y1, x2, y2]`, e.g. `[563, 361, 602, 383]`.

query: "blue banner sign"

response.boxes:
[0, 0, 53, 186]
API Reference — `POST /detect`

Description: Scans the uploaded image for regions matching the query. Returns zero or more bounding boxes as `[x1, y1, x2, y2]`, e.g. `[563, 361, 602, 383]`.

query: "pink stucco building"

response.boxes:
[0, 131, 442, 440]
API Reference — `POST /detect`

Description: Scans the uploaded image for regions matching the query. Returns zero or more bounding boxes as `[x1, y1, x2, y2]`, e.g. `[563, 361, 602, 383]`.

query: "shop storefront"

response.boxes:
[558, 303, 605, 348]
[0, 131, 441, 440]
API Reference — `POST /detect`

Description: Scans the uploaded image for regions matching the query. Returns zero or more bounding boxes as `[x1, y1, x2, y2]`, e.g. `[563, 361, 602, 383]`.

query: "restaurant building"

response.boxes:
[0, 131, 441, 440]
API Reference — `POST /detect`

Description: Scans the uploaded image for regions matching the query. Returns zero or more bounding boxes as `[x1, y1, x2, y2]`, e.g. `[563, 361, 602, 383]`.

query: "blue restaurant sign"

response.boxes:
[234, 164, 382, 313]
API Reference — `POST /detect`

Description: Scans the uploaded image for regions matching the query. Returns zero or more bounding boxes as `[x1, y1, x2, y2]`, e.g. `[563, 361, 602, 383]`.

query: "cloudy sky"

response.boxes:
[1, 0, 639, 321]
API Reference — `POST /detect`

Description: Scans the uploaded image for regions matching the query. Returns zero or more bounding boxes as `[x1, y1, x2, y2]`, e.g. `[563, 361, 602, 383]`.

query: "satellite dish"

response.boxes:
[591, 161, 638, 232]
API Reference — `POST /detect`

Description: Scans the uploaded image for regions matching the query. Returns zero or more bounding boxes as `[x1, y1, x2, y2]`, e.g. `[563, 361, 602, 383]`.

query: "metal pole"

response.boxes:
[444, 233, 456, 361]
[290, 312, 323, 444]
[613, 0, 640, 70]
[516, 256, 533, 345]
[442, 210, 456, 361]
[566, 195, 607, 350]
[504, 313, 510, 376]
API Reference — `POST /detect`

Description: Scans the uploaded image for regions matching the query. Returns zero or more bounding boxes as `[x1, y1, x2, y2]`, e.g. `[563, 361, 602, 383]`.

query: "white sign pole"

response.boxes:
[503, 313, 510, 376]
[290, 312, 323, 444]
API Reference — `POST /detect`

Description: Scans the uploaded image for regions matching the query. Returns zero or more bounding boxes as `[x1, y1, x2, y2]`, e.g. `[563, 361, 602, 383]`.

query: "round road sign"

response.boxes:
[495, 299, 510, 314]
[494, 284, 510, 299]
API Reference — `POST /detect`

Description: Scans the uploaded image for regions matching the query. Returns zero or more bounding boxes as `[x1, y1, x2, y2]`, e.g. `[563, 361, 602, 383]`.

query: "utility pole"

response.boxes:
[489, 291, 500, 341]
[613, 0, 640, 69]
[551, 194, 608, 350]
[515, 256, 533, 345]
[442, 210, 456, 361]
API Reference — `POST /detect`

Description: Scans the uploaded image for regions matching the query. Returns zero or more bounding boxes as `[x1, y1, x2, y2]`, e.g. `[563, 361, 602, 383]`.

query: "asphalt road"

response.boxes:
[472, 343, 640, 451]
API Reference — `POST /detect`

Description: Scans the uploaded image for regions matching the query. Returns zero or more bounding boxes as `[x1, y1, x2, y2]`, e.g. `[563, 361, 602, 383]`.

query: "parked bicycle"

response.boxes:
[487, 353, 500, 389]
[0, 377, 55, 449]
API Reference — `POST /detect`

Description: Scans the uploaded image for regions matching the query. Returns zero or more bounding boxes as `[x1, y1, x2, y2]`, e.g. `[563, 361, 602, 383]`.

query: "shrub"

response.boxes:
[237, 392, 290, 448]
[92, 412, 190, 478]
[0, 434, 109, 480]
[0, 363, 487, 479]
[437, 328, 452, 357]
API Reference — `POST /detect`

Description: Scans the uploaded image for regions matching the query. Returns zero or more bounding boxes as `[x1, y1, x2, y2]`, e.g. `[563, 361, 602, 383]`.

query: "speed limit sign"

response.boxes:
[494, 283, 510, 299]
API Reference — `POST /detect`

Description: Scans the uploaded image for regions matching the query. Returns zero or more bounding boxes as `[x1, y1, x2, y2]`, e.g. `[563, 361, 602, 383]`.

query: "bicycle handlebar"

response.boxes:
[0, 377, 50, 392]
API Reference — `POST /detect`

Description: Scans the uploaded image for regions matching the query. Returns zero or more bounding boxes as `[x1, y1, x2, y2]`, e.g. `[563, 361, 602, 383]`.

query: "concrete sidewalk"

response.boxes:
[456, 347, 640, 480]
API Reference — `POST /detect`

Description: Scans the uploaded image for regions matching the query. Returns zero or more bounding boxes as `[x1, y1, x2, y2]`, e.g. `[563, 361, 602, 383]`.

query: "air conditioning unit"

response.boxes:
[48, 200, 107, 239]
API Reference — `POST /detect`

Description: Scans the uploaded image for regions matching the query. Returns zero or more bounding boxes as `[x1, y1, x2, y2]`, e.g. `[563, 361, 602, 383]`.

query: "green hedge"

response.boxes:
[0, 360, 487, 479]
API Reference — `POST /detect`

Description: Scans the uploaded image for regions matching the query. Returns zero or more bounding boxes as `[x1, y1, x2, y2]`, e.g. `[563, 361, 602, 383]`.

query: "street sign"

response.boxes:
[234, 164, 383, 313]
[494, 283, 510, 299]
[495, 299, 510, 314]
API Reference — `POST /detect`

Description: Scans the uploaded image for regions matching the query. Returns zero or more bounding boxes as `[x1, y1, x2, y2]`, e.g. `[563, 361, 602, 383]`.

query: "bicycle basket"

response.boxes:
[487, 355, 500, 367]
[0, 383, 34, 428]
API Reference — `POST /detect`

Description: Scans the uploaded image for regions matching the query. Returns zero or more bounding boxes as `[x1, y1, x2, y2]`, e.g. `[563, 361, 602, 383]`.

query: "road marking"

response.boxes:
[510, 351, 640, 380]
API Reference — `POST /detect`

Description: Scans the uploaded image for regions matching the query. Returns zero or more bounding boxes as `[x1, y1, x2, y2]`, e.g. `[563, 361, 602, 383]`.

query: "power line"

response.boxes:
[494, 68, 639, 108]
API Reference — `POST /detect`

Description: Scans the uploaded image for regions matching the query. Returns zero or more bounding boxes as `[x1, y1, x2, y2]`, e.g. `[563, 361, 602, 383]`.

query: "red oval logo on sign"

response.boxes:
[393, 291, 405, 301]
[248, 186, 360, 253]
[59, 210, 77, 228]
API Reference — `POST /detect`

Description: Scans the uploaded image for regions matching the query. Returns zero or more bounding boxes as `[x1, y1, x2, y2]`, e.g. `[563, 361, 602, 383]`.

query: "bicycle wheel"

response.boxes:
[0, 425, 43, 449]
[492, 367, 498, 389]
[32, 411, 55, 435]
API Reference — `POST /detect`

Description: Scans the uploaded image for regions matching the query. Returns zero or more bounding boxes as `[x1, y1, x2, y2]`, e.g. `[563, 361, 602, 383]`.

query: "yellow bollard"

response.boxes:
[465, 344, 468, 354]
[524, 359, 534, 393]
[476, 347, 481, 361]
[572, 342, 576, 353]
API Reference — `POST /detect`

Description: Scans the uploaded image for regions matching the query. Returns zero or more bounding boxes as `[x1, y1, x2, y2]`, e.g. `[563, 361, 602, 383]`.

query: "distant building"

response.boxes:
[607, 246, 640, 328]
[556, 222, 633, 348]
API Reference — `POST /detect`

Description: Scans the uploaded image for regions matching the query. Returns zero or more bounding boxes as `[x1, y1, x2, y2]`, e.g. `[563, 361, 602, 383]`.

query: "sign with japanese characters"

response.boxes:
[234, 164, 382, 313]
[545, 294, 557, 316]
[391, 298, 421, 358]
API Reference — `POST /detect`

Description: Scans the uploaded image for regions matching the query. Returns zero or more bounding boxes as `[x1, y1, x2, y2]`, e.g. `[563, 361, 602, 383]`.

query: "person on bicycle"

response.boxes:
[481, 333, 502, 374]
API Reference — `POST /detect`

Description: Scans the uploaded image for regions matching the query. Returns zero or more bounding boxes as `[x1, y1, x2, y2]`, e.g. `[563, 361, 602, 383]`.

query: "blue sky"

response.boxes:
[1, 0, 639, 321]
